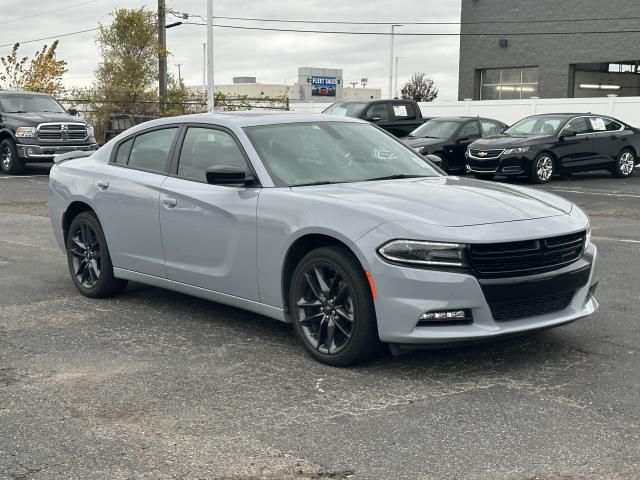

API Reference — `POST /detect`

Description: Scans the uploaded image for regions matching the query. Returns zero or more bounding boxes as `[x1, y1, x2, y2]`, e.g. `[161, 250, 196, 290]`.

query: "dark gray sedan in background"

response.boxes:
[49, 113, 599, 366]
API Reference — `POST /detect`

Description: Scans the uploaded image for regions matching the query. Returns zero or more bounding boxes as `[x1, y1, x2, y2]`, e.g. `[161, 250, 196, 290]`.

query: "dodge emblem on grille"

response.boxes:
[61, 124, 69, 140]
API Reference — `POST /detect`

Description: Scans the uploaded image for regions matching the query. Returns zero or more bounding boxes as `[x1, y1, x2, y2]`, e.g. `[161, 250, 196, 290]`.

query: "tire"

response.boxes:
[66, 211, 127, 298]
[612, 149, 636, 178]
[473, 173, 494, 181]
[0, 138, 24, 175]
[289, 246, 380, 367]
[529, 153, 555, 184]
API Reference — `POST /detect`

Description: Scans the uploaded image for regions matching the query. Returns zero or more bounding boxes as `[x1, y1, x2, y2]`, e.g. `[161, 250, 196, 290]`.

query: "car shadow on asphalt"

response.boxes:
[119, 282, 583, 378]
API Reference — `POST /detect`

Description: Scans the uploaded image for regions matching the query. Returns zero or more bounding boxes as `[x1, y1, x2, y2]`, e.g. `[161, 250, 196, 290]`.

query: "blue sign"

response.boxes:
[311, 76, 337, 97]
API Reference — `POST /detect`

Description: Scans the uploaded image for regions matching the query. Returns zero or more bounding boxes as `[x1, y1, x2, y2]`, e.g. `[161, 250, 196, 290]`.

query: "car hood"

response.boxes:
[2, 112, 84, 125]
[400, 136, 446, 148]
[291, 176, 572, 227]
[470, 134, 553, 149]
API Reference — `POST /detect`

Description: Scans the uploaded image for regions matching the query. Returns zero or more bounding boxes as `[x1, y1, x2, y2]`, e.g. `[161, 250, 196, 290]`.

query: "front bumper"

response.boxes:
[367, 243, 599, 345]
[466, 153, 532, 176]
[17, 143, 98, 161]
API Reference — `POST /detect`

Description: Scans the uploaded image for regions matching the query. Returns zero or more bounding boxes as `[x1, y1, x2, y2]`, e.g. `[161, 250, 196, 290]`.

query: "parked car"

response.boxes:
[0, 90, 98, 174]
[49, 113, 599, 366]
[401, 116, 507, 172]
[466, 113, 640, 183]
[104, 114, 159, 142]
[323, 99, 429, 137]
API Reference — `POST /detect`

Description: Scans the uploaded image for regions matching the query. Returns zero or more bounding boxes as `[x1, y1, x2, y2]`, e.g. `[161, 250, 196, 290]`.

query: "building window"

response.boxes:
[480, 67, 539, 100]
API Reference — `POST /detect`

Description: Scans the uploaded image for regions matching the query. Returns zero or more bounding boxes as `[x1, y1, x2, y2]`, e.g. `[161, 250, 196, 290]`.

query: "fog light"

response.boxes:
[588, 282, 598, 297]
[27, 148, 35, 156]
[418, 309, 472, 325]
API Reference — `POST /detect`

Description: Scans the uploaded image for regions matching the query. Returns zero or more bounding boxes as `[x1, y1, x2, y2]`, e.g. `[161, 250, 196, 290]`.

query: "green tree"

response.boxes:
[401, 72, 439, 102]
[0, 42, 67, 94]
[94, 7, 160, 113]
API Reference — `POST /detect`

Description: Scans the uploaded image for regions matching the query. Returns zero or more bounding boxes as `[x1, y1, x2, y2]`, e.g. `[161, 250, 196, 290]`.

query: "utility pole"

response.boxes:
[394, 56, 404, 99]
[158, 0, 167, 111]
[206, 0, 215, 111]
[176, 64, 182, 83]
[388, 25, 402, 99]
[202, 43, 206, 93]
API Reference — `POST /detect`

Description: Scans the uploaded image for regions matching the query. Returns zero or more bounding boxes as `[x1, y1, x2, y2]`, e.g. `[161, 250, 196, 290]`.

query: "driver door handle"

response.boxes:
[162, 197, 177, 208]
[96, 180, 109, 190]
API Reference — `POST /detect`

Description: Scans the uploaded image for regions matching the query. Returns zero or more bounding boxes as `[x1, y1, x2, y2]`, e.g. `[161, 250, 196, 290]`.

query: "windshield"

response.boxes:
[0, 94, 66, 114]
[410, 120, 460, 139]
[505, 116, 565, 136]
[244, 122, 441, 187]
[323, 102, 366, 118]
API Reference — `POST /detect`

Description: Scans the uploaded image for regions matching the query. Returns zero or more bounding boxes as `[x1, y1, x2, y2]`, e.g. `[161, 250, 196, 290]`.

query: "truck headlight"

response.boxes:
[15, 127, 36, 138]
[86, 125, 95, 138]
[378, 240, 469, 268]
[503, 146, 530, 155]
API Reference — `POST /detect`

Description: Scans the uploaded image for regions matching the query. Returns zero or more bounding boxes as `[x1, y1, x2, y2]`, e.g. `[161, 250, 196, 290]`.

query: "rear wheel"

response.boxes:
[289, 246, 380, 367]
[0, 139, 24, 175]
[66, 212, 127, 298]
[530, 153, 555, 184]
[612, 149, 636, 178]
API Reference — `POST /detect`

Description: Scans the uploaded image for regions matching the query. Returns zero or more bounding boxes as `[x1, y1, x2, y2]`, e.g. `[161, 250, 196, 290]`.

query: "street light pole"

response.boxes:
[206, 0, 215, 111]
[388, 24, 402, 99]
[394, 56, 404, 99]
[176, 64, 182, 83]
[158, 0, 167, 111]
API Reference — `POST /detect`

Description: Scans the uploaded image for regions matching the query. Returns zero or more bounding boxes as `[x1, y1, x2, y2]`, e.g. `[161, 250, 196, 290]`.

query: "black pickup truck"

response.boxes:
[323, 99, 429, 137]
[0, 91, 97, 174]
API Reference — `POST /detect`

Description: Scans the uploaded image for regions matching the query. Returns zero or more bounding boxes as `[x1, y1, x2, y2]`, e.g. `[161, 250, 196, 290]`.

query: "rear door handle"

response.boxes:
[162, 197, 177, 208]
[97, 180, 109, 190]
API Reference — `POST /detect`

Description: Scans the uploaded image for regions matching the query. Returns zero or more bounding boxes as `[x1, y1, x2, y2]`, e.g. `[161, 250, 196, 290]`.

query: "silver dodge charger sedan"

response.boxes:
[49, 113, 600, 366]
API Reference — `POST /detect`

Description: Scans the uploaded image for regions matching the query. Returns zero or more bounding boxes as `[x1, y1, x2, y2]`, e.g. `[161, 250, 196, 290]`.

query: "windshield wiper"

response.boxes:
[363, 174, 431, 182]
[290, 180, 344, 187]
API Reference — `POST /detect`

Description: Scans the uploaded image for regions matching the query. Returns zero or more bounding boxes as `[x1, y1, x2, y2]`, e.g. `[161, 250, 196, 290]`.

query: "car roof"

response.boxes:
[0, 90, 52, 97]
[121, 112, 367, 133]
[429, 116, 505, 122]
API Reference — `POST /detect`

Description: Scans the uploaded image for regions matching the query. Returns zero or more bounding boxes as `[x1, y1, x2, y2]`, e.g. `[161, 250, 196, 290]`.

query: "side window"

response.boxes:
[177, 127, 247, 183]
[114, 138, 133, 165]
[565, 118, 590, 135]
[480, 120, 501, 137]
[127, 128, 178, 173]
[458, 121, 481, 140]
[392, 103, 416, 119]
[600, 117, 623, 132]
[365, 104, 389, 121]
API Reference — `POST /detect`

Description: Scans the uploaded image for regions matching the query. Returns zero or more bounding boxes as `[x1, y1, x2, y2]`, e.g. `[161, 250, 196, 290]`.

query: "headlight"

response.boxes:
[585, 226, 592, 247]
[15, 127, 36, 138]
[86, 125, 95, 138]
[378, 240, 469, 268]
[503, 146, 530, 155]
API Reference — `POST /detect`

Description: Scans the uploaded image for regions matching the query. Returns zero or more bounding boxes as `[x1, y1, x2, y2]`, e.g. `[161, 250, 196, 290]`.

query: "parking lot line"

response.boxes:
[0, 175, 48, 180]
[593, 236, 640, 244]
[544, 188, 640, 199]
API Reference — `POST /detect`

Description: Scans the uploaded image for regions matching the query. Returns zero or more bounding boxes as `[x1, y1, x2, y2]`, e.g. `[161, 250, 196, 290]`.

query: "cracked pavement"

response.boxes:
[1, 165, 639, 479]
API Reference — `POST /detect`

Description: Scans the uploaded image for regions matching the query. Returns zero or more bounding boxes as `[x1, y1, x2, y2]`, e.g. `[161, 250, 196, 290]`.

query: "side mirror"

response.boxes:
[367, 116, 382, 122]
[424, 154, 443, 168]
[68, 108, 78, 116]
[206, 165, 254, 186]
[560, 129, 577, 139]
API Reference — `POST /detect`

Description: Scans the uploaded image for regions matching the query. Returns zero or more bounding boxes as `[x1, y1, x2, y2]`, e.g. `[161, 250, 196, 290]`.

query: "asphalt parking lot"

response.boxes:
[1, 164, 639, 480]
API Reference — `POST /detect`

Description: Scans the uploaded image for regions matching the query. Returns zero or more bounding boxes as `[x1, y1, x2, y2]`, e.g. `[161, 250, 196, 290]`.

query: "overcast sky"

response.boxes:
[0, 0, 462, 100]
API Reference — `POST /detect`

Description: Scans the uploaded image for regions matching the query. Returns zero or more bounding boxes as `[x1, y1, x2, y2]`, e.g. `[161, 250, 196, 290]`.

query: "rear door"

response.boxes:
[158, 125, 260, 300]
[92, 126, 179, 277]
[588, 116, 625, 166]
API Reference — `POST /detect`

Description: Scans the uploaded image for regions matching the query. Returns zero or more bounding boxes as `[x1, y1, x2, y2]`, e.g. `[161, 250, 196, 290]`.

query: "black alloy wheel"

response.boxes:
[0, 139, 24, 175]
[66, 212, 127, 298]
[290, 247, 380, 367]
[612, 149, 636, 178]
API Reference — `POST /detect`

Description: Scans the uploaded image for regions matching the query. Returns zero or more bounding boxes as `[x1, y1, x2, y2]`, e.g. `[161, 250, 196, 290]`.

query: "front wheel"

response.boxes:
[66, 212, 127, 298]
[0, 139, 24, 175]
[612, 149, 636, 178]
[289, 246, 380, 367]
[530, 153, 555, 184]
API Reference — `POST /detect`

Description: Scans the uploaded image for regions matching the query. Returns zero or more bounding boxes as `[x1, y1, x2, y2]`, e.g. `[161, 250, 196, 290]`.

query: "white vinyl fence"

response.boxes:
[289, 96, 640, 127]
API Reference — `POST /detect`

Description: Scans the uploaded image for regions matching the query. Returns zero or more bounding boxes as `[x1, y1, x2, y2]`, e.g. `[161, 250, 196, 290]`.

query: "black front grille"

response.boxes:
[469, 148, 504, 159]
[37, 123, 87, 141]
[469, 231, 586, 277]
[490, 291, 574, 322]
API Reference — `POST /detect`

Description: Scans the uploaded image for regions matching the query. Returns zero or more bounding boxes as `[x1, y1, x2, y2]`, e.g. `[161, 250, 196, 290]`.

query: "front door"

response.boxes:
[450, 120, 482, 169]
[159, 125, 260, 301]
[556, 117, 596, 171]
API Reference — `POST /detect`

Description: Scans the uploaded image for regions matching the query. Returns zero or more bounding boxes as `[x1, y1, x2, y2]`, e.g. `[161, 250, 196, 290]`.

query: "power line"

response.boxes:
[0, 27, 99, 49]
[182, 22, 640, 36]
[0, 0, 99, 26]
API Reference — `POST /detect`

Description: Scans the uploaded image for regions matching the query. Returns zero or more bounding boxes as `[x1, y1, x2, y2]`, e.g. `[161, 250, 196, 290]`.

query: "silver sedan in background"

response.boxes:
[49, 113, 599, 366]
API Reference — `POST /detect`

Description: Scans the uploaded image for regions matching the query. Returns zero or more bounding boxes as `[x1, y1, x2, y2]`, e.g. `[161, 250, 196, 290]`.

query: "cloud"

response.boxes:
[0, 0, 462, 100]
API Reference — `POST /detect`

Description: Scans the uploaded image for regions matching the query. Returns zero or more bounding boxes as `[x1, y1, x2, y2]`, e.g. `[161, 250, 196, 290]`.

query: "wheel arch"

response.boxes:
[62, 201, 98, 243]
[0, 129, 16, 143]
[280, 233, 368, 319]
[618, 145, 637, 158]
